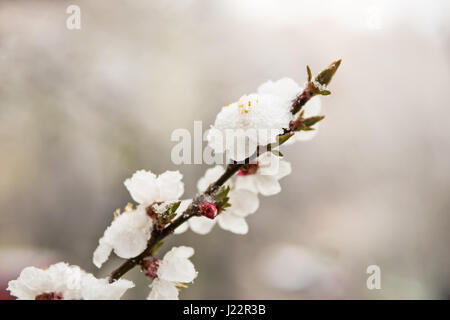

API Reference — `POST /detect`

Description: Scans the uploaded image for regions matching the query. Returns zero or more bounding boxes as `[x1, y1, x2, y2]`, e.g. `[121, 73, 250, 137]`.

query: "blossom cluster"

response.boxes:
[7, 71, 331, 300]
[8, 262, 133, 300]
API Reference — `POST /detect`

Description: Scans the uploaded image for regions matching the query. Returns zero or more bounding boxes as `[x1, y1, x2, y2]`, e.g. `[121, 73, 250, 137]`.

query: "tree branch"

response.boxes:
[108, 59, 341, 282]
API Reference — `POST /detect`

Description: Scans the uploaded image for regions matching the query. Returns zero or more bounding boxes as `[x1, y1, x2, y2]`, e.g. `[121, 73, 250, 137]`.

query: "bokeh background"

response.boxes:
[1, 0, 449, 299]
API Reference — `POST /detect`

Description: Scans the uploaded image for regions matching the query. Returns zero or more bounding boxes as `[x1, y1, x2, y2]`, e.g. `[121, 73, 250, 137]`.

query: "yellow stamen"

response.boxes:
[175, 282, 189, 289]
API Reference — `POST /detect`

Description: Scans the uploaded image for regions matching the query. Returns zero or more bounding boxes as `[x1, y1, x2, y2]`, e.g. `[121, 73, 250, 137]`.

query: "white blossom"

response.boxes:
[124, 170, 184, 206]
[258, 77, 322, 143]
[257, 77, 301, 105]
[196, 165, 231, 192]
[93, 204, 152, 268]
[147, 279, 179, 300]
[7, 262, 134, 300]
[207, 92, 292, 161]
[93, 170, 185, 268]
[185, 214, 216, 235]
[80, 273, 135, 300]
[216, 189, 259, 234]
[176, 166, 259, 235]
[147, 246, 197, 300]
[235, 152, 292, 196]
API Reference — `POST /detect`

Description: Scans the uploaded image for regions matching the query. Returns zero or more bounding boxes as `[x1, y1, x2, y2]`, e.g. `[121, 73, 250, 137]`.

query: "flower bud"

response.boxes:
[142, 257, 160, 279]
[199, 202, 218, 219]
[238, 163, 259, 176]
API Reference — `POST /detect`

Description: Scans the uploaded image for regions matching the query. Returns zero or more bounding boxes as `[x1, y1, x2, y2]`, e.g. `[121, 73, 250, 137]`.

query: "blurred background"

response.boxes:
[0, 0, 449, 299]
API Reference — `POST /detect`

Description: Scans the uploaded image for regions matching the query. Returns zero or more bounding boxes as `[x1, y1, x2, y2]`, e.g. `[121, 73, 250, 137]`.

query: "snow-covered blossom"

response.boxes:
[147, 246, 197, 300]
[257, 77, 302, 106]
[175, 166, 259, 235]
[235, 152, 292, 196]
[258, 77, 322, 143]
[93, 170, 185, 268]
[207, 92, 293, 161]
[124, 170, 184, 206]
[7, 262, 134, 300]
[93, 203, 152, 268]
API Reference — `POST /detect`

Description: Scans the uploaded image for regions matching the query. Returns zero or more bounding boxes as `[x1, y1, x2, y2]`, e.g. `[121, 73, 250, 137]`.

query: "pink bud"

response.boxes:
[146, 206, 156, 218]
[238, 163, 259, 176]
[142, 257, 160, 279]
[199, 202, 217, 219]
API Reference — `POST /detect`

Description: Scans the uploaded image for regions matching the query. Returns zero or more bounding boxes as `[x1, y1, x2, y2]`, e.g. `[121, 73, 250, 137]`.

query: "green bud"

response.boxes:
[165, 201, 181, 216]
[151, 241, 164, 255]
[277, 132, 295, 145]
[215, 186, 231, 213]
[302, 115, 325, 128]
[271, 150, 284, 157]
[315, 59, 341, 86]
[306, 65, 312, 82]
[319, 90, 331, 96]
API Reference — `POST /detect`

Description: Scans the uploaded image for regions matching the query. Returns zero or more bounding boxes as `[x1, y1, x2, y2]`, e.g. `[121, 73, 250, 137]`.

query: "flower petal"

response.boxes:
[217, 212, 249, 234]
[158, 246, 197, 283]
[189, 216, 216, 235]
[229, 190, 259, 217]
[7, 267, 50, 300]
[207, 126, 226, 154]
[257, 78, 301, 103]
[258, 152, 281, 176]
[235, 175, 257, 192]
[226, 129, 258, 162]
[197, 166, 225, 193]
[93, 240, 113, 268]
[124, 170, 158, 205]
[93, 206, 152, 266]
[147, 279, 179, 300]
[256, 175, 281, 196]
[8, 263, 86, 300]
[276, 159, 292, 180]
[174, 222, 189, 234]
[163, 246, 195, 260]
[157, 170, 184, 201]
[81, 274, 134, 300]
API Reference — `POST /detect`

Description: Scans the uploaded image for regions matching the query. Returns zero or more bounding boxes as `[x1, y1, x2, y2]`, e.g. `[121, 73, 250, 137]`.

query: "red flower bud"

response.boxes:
[199, 202, 217, 219]
[142, 257, 160, 279]
[238, 163, 259, 176]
